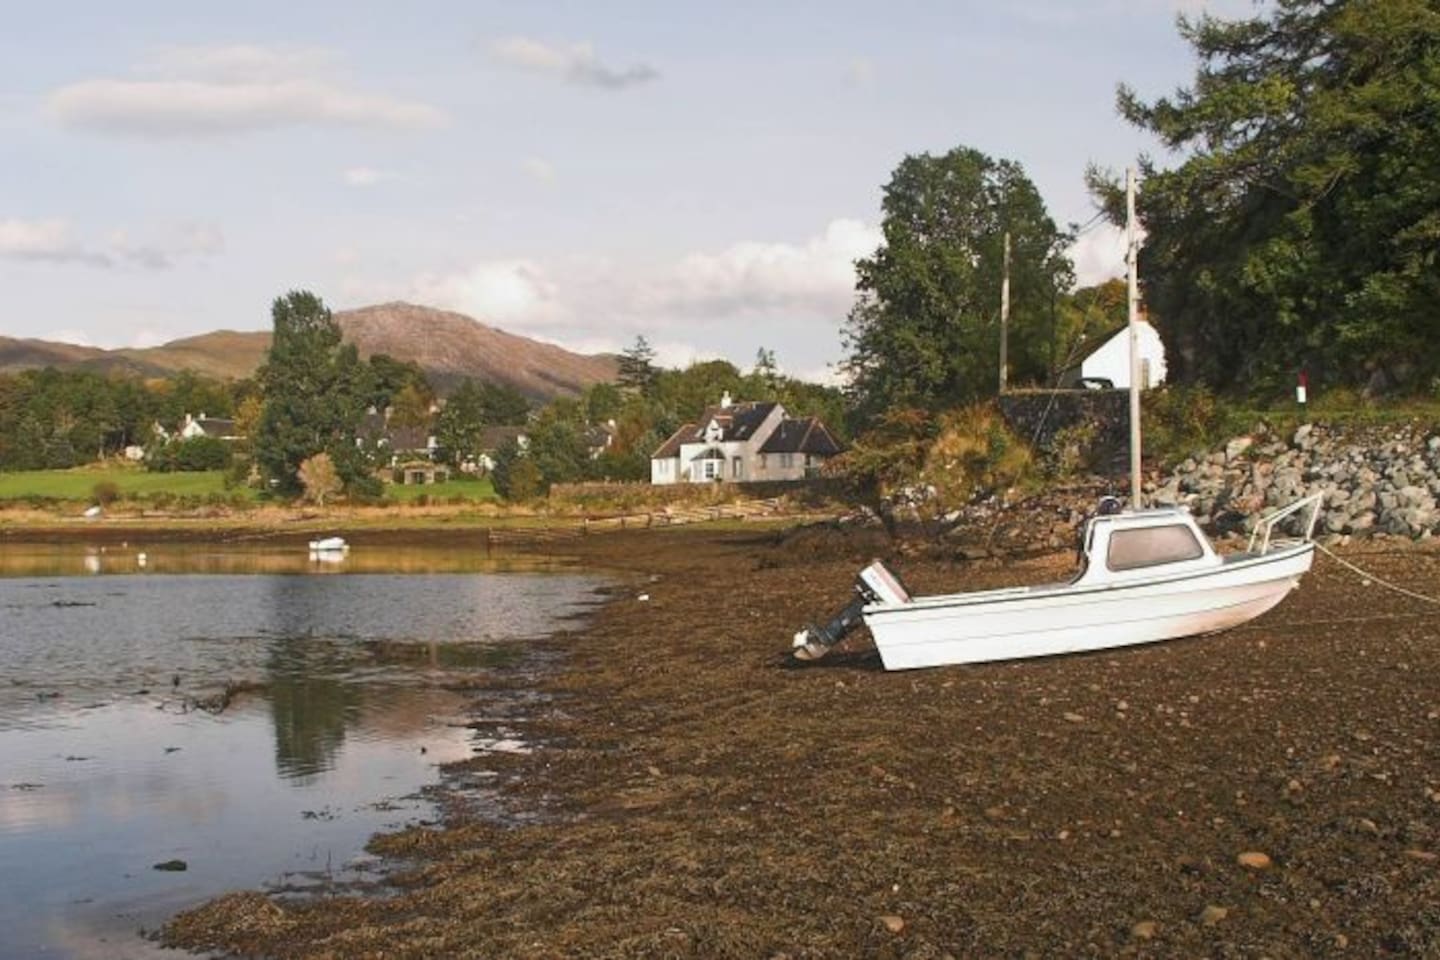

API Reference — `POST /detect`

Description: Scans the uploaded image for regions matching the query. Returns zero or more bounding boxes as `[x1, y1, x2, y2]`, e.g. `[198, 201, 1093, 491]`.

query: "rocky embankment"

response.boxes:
[870, 419, 1439, 555]
[1152, 421, 1440, 541]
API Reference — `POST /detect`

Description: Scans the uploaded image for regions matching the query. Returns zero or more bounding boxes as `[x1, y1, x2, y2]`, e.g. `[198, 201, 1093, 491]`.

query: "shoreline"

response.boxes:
[161, 526, 1440, 956]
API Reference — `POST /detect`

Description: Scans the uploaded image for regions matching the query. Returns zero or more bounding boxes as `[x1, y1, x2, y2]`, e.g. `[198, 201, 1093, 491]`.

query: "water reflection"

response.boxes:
[0, 546, 606, 959]
[0, 541, 577, 578]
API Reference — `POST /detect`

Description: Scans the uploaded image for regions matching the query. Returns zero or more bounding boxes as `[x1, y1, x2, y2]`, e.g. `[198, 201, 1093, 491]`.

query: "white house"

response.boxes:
[178, 413, 242, 441]
[650, 392, 842, 485]
[1061, 319, 1168, 389]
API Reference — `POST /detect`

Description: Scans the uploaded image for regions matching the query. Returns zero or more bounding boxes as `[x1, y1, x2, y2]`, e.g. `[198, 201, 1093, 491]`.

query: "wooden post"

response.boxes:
[1126, 168, 1143, 511]
[999, 231, 1011, 395]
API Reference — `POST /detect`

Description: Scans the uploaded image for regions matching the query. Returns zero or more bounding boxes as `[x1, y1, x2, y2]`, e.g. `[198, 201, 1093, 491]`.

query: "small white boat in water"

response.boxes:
[792, 494, 1322, 671]
[308, 536, 349, 554]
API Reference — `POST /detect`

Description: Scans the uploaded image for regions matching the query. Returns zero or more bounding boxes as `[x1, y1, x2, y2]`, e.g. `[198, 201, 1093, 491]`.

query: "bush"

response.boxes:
[147, 436, 232, 472]
[1142, 385, 1223, 465]
[917, 405, 1034, 512]
[92, 481, 121, 506]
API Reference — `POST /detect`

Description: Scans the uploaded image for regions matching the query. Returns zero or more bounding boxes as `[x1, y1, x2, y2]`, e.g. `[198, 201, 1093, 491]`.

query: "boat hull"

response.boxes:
[864, 545, 1314, 670]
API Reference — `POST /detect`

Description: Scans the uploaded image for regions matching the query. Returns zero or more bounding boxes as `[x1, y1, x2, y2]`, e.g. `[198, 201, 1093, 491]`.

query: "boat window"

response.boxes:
[1107, 524, 1204, 571]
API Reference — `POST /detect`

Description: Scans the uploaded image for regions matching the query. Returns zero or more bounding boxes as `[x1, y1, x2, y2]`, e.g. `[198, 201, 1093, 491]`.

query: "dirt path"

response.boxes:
[166, 526, 1440, 957]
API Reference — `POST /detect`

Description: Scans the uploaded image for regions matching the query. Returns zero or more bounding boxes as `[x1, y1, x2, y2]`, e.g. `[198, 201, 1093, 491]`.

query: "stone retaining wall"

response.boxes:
[1152, 421, 1440, 540]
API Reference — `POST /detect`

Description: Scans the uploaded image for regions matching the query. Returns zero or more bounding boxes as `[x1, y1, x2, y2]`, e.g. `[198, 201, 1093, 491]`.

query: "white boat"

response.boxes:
[790, 168, 1322, 670]
[792, 495, 1321, 670]
[307, 536, 349, 553]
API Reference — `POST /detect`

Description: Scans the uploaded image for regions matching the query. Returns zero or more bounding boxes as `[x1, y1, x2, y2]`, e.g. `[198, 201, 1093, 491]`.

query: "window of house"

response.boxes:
[731, 457, 741, 479]
[780, 453, 794, 468]
[759, 453, 768, 469]
[701, 459, 720, 480]
[1107, 524, 1203, 571]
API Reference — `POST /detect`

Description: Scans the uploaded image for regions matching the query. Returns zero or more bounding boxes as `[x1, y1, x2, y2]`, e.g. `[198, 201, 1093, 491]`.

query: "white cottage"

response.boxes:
[1061, 319, 1168, 389]
[650, 392, 842, 485]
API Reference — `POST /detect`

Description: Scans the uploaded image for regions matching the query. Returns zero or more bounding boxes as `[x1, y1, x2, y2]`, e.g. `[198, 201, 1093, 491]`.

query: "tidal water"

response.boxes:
[0, 543, 605, 959]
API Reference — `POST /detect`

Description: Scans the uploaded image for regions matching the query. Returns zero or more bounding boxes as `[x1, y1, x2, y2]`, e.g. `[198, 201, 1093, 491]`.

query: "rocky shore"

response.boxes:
[1153, 421, 1440, 541]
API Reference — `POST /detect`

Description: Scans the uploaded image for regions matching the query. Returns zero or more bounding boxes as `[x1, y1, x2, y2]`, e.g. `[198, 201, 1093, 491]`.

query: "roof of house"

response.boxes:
[192, 417, 238, 439]
[479, 425, 527, 451]
[387, 426, 431, 451]
[758, 417, 843, 456]
[651, 401, 779, 459]
[695, 401, 777, 442]
[652, 423, 695, 460]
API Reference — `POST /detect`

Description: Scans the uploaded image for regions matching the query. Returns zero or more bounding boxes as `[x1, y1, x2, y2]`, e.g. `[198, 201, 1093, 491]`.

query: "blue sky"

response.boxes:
[1, 0, 1252, 380]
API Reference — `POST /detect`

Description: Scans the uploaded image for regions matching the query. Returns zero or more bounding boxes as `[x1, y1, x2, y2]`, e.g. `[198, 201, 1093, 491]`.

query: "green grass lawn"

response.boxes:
[0, 467, 240, 501]
[0, 467, 498, 504]
[382, 476, 497, 502]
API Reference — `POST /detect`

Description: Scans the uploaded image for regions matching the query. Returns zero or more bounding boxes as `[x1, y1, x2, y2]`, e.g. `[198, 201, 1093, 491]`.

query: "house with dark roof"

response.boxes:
[650, 392, 842, 484]
[178, 413, 241, 441]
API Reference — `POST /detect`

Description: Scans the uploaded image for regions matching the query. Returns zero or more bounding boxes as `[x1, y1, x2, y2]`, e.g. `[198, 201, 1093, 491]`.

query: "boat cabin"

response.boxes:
[1072, 508, 1220, 586]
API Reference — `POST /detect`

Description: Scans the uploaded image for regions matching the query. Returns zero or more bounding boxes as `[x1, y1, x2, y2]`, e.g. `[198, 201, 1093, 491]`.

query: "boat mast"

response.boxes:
[1126, 167, 1142, 510]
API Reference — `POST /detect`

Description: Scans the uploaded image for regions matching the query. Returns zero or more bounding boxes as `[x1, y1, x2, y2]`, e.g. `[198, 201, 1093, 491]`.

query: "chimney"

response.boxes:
[720, 391, 733, 409]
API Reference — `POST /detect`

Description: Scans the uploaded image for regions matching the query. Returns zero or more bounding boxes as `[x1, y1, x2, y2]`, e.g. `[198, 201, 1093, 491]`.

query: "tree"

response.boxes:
[254, 291, 373, 495]
[751, 347, 781, 396]
[389, 383, 431, 431]
[617, 335, 657, 393]
[434, 379, 487, 466]
[475, 381, 531, 425]
[525, 399, 590, 490]
[367, 354, 432, 411]
[489, 437, 537, 499]
[298, 452, 341, 505]
[1106, 0, 1440, 393]
[843, 147, 1073, 417]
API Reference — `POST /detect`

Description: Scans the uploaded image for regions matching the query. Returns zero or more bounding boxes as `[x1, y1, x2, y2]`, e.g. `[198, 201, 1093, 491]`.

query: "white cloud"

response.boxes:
[50, 328, 96, 347]
[342, 166, 395, 187]
[48, 44, 446, 137]
[490, 36, 658, 90]
[522, 157, 555, 183]
[0, 218, 110, 266]
[0, 217, 222, 270]
[1068, 222, 1134, 288]
[127, 327, 168, 348]
[392, 219, 874, 375]
[411, 259, 565, 327]
[651, 218, 880, 320]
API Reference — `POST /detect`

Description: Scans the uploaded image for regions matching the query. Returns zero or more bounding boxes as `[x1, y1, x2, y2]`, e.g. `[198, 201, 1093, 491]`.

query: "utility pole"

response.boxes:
[1126, 167, 1142, 511]
[998, 231, 1011, 395]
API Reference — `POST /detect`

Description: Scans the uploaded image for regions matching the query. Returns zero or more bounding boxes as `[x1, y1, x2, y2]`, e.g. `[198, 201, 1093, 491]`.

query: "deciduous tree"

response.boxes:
[843, 147, 1073, 417]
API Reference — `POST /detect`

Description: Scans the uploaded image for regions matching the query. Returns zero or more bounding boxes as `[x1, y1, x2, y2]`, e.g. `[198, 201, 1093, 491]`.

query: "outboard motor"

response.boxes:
[791, 560, 912, 662]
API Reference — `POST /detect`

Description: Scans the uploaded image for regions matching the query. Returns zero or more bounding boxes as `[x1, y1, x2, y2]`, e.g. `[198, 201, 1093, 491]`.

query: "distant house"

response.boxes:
[585, 419, 618, 459]
[358, 408, 438, 465]
[1059, 318, 1167, 390]
[475, 425, 529, 474]
[178, 413, 241, 441]
[650, 392, 842, 485]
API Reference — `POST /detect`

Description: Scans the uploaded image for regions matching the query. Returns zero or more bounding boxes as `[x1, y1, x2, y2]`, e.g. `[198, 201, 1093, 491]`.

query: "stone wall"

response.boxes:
[1151, 421, 1440, 540]
[998, 390, 1131, 471]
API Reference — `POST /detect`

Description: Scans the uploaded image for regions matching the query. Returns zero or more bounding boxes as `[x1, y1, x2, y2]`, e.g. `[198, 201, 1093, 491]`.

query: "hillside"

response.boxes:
[0, 302, 617, 399]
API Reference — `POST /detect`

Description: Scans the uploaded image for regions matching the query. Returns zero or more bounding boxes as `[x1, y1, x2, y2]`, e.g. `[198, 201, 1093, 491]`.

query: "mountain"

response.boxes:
[0, 302, 618, 399]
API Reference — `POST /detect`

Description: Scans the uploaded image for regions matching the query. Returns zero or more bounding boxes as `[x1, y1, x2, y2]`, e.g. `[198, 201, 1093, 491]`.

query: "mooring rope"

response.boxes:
[1314, 540, 1440, 606]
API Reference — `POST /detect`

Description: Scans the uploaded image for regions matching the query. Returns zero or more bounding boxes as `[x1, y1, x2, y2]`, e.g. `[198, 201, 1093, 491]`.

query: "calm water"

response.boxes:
[0, 543, 606, 959]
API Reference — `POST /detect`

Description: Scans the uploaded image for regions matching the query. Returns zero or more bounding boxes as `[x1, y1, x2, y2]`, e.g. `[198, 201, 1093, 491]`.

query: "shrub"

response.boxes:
[297, 453, 341, 505]
[917, 405, 1034, 512]
[91, 481, 121, 506]
[147, 436, 232, 472]
[1142, 385, 1223, 465]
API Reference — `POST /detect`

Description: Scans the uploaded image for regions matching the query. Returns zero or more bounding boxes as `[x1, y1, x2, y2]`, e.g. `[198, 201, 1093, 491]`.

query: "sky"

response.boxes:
[1, 0, 1255, 382]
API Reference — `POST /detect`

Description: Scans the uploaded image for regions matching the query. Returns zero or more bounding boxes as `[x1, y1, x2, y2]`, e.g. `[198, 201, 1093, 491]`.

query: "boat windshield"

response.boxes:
[1107, 523, 1204, 571]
